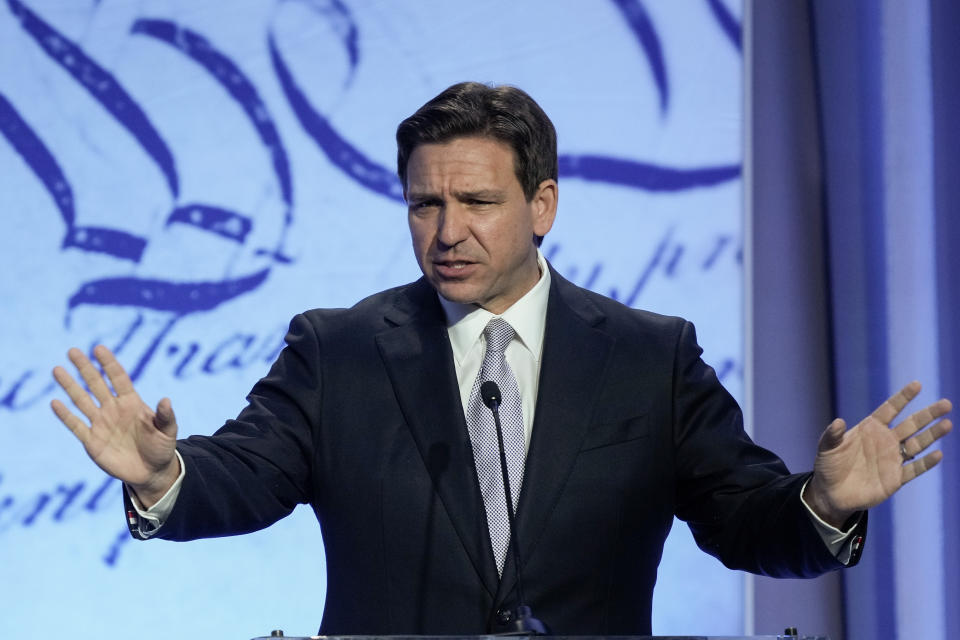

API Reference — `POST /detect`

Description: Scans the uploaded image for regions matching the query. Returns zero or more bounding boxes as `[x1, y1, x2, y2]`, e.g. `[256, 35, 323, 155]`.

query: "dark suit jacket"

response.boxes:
[147, 267, 860, 635]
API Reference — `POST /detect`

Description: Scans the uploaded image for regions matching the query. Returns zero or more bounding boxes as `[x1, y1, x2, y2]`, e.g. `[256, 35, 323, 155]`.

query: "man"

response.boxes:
[52, 82, 952, 635]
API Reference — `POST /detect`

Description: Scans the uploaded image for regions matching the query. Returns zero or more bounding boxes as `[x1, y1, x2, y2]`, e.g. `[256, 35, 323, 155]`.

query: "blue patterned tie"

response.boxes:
[466, 317, 526, 576]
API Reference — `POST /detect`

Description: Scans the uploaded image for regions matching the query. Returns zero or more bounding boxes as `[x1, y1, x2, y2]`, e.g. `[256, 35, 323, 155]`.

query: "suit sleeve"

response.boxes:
[153, 313, 321, 541]
[671, 320, 864, 577]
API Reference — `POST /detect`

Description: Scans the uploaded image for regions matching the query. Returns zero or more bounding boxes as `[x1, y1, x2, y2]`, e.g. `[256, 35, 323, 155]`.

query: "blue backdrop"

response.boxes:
[0, 1, 744, 637]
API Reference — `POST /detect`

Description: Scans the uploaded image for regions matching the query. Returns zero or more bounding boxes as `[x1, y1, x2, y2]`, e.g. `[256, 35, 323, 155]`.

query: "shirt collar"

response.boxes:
[439, 249, 551, 365]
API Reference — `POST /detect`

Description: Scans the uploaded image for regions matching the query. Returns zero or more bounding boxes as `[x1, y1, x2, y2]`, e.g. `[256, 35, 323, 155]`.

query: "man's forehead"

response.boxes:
[409, 135, 515, 159]
[405, 136, 518, 187]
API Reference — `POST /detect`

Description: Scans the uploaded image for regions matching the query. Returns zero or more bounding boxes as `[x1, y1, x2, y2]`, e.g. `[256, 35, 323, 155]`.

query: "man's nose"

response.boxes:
[436, 205, 469, 248]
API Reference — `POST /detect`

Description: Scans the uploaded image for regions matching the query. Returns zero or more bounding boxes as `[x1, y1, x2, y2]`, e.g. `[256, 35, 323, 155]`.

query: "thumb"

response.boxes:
[154, 397, 178, 436]
[817, 418, 846, 454]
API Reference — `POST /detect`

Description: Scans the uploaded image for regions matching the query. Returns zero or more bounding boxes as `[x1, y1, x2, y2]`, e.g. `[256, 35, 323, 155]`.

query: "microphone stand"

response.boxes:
[481, 381, 549, 636]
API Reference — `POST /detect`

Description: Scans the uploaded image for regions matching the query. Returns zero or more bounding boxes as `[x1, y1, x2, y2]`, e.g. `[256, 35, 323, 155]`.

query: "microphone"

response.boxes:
[480, 380, 502, 409]
[480, 381, 548, 636]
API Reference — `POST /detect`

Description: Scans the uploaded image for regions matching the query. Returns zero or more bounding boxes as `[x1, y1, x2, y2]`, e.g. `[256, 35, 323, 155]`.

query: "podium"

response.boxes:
[252, 632, 830, 640]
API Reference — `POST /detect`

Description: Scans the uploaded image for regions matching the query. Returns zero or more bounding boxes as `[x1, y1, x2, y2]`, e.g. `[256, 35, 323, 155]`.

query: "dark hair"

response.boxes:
[396, 82, 558, 202]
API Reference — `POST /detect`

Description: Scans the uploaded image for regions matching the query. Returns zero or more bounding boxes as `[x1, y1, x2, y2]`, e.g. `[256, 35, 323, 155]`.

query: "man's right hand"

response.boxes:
[51, 345, 180, 508]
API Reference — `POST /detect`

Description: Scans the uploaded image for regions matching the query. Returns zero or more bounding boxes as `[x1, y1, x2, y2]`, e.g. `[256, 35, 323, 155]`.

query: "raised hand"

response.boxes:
[51, 345, 180, 507]
[804, 381, 953, 528]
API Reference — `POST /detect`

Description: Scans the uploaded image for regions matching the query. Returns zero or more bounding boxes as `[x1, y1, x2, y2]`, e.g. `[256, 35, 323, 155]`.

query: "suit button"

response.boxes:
[497, 608, 513, 625]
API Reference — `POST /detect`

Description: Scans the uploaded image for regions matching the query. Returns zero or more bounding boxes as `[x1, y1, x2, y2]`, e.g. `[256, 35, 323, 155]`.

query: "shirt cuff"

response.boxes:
[800, 477, 863, 565]
[125, 450, 185, 538]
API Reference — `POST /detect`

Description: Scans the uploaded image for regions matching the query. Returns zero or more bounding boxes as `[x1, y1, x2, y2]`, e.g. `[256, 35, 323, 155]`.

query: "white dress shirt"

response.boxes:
[438, 249, 552, 451]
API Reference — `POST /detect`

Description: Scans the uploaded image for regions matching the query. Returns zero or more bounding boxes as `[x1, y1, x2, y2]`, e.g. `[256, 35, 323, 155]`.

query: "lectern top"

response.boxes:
[250, 635, 830, 640]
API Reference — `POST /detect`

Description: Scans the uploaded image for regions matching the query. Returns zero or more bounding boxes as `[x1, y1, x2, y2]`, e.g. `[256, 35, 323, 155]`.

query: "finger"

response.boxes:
[817, 418, 846, 453]
[154, 397, 178, 437]
[67, 347, 114, 405]
[93, 345, 135, 396]
[900, 418, 953, 461]
[901, 448, 944, 485]
[50, 398, 91, 445]
[871, 381, 922, 425]
[52, 365, 100, 421]
[892, 398, 953, 442]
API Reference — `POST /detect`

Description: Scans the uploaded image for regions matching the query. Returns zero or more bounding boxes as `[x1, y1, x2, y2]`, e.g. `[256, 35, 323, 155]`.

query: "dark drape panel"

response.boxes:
[930, 0, 960, 632]
[747, 1, 842, 637]
[808, 3, 897, 639]
[813, 1, 955, 638]
[749, 1, 957, 638]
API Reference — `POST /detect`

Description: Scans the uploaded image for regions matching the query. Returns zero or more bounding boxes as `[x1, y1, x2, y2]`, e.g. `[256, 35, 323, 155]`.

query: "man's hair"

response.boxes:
[396, 82, 558, 202]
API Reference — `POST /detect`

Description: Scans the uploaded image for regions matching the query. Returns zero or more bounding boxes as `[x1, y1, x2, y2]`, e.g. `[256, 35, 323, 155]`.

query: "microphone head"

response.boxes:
[480, 381, 501, 409]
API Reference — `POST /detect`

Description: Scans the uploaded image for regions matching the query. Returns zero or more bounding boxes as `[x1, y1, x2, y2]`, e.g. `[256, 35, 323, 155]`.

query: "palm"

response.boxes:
[814, 417, 906, 511]
[81, 389, 175, 485]
[808, 382, 952, 524]
[52, 345, 179, 498]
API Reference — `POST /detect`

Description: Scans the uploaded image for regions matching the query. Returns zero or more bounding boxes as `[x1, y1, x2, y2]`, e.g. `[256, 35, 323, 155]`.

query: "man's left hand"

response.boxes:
[804, 381, 953, 528]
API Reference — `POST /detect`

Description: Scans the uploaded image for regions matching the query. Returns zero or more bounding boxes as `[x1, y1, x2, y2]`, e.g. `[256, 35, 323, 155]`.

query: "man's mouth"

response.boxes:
[434, 260, 477, 277]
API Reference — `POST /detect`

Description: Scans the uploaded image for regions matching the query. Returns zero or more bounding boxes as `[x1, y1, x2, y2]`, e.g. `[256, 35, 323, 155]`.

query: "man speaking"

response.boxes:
[51, 82, 952, 635]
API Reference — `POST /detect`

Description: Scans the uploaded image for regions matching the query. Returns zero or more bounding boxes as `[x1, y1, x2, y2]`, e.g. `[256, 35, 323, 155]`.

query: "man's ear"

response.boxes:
[530, 179, 558, 237]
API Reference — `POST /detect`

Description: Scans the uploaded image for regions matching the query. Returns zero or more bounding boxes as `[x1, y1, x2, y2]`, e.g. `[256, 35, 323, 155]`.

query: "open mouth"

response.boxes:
[434, 260, 477, 277]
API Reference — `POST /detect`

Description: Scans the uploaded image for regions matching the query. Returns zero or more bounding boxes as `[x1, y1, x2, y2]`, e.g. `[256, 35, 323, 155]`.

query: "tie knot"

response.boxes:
[483, 317, 515, 354]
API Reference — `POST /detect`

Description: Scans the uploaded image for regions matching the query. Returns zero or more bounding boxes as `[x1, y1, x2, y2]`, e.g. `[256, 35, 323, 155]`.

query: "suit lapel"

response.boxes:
[495, 269, 615, 603]
[376, 279, 500, 597]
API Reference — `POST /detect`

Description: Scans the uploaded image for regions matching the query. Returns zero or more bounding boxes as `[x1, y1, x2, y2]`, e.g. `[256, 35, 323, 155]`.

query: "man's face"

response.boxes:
[405, 136, 557, 314]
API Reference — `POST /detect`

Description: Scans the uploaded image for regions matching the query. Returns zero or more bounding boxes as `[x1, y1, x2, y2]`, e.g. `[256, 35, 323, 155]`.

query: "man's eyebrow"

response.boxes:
[405, 189, 506, 203]
[452, 189, 505, 201]
[405, 190, 439, 202]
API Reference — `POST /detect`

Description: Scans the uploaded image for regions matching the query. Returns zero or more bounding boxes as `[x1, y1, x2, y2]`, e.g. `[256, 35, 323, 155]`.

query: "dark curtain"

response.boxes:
[749, 1, 959, 638]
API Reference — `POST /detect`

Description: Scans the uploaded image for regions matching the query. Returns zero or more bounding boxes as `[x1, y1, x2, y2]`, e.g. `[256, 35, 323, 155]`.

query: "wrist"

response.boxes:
[130, 457, 181, 508]
[803, 477, 855, 529]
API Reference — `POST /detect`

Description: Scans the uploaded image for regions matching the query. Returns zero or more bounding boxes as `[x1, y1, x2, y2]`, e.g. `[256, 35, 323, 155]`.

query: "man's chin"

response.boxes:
[433, 283, 480, 307]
